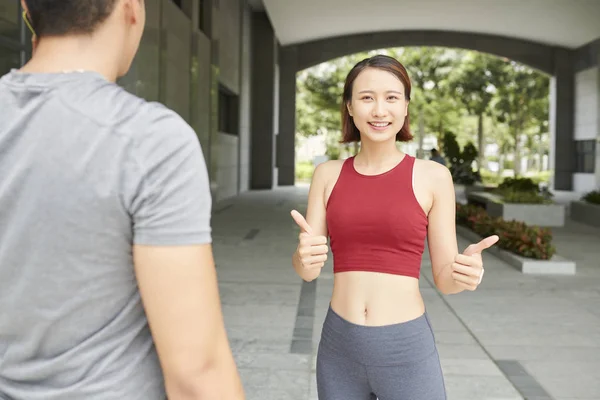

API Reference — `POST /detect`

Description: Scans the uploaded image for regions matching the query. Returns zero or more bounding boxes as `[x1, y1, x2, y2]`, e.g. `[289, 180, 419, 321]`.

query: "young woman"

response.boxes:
[291, 55, 498, 400]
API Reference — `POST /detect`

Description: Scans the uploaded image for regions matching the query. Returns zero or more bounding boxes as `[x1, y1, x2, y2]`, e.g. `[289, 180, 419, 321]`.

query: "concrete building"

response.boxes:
[1, 0, 599, 198]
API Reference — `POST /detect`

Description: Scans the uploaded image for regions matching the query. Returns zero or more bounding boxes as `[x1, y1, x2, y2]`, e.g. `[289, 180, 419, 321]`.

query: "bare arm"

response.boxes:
[128, 113, 244, 399]
[426, 164, 464, 295]
[292, 162, 331, 282]
[134, 244, 244, 400]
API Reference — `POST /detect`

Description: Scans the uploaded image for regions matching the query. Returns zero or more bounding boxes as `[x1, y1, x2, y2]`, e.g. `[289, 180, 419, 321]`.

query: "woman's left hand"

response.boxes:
[451, 235, 499, 291]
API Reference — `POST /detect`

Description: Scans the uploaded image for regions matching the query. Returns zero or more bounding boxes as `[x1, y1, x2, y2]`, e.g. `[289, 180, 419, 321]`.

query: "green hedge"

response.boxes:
[456, 203, 555, 260]
[493, 177, 553, 204]
[582, 190, 600, 205]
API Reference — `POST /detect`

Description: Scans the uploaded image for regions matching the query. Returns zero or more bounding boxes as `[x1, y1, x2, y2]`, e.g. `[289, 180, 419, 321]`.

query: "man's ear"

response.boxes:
[123, 0, 143, 25]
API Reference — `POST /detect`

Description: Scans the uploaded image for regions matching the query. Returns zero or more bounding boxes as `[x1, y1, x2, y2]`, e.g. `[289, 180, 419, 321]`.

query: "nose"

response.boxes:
[371, 100, 388, 118]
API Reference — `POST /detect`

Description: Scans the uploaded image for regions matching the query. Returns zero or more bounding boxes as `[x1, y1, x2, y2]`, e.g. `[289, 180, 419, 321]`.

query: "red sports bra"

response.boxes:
[325, 155, 428, 279]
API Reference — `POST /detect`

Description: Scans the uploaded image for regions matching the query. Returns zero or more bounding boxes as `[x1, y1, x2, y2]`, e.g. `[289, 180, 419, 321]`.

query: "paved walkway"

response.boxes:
[212, 186, 600, 400]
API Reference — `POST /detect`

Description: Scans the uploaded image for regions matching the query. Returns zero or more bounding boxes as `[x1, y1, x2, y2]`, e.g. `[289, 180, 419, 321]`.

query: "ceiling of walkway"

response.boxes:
[254, 0, 600, 49]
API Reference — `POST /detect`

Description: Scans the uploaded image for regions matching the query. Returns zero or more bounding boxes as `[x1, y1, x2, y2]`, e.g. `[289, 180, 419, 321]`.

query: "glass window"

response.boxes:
[575, 140, 596, 173]
[218, 85, 239, 135]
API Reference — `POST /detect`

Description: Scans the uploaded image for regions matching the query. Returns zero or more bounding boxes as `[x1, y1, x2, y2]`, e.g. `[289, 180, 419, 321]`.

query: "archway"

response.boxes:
[276, 31, 574, 190]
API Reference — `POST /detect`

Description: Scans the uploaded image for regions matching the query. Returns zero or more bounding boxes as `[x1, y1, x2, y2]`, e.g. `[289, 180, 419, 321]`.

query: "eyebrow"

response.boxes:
[358, 90, 403, 95]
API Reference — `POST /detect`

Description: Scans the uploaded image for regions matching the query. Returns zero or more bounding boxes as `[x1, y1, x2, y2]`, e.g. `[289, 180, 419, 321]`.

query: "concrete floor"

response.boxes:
[212, 186, 600, 400]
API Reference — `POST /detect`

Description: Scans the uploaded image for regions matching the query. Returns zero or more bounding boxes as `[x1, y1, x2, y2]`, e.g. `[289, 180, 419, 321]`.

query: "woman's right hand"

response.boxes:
[291, 210, 328, 271]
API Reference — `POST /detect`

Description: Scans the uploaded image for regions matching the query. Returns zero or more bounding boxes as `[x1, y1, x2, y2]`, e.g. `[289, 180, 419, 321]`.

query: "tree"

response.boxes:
[388, 47, 463, 153]
[442, 131, 480, 184]
[491, 61, 549, 176]
[296, 52, 377, 159]
[449, 52, 502, 168]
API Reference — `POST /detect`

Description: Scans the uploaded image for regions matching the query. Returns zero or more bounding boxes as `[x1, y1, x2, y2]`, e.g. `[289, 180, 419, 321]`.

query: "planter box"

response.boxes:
[570, 200, 600, 227]
[464, 183, 496, 196]
[467, 192, 565, 227]
[456, 225, 576, 275]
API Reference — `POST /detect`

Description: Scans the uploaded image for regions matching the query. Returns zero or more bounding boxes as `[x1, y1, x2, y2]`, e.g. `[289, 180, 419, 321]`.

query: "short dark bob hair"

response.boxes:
[341, 55, 413, 143]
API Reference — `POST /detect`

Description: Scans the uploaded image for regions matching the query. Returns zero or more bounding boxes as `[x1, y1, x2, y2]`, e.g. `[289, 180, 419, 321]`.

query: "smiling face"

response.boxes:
[346, 67, 410, 144]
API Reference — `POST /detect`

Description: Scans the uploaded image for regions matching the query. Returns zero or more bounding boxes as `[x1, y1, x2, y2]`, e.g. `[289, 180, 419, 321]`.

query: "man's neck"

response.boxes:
[20, 36, 120, 82]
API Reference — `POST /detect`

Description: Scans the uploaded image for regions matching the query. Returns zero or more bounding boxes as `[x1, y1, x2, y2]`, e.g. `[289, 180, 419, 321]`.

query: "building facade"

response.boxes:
[1, 0, 599, 198]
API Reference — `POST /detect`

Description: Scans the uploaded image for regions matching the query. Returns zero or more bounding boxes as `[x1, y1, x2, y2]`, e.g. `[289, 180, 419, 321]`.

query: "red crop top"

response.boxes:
[325, 155, 428, 279]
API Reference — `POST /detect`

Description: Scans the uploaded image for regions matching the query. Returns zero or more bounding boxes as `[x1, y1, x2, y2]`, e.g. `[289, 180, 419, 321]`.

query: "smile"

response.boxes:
[368, 122, 391, 127]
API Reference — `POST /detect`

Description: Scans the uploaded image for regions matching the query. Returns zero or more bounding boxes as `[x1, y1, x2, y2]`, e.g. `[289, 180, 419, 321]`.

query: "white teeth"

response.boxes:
[370, 122, 389, 127]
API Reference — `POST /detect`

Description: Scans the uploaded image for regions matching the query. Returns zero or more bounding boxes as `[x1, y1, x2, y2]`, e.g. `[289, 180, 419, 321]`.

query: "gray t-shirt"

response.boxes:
[0, 70, 212, 399]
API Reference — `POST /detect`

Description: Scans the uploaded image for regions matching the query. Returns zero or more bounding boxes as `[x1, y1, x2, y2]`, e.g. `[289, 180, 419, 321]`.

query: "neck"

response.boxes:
[355, 139, 403, 166]
[19, 34, 123, 82]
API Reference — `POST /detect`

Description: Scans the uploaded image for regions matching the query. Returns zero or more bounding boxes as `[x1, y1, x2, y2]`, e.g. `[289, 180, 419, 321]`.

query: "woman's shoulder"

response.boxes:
[413, 157, 453, 183]
[313, 158, 347, 182]
[414, 158, 450, 178]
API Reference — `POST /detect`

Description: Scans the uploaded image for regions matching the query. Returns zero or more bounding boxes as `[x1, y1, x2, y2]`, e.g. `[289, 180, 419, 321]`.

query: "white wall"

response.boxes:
[574, 173, 597, 193]
[575, 66, 598, 141]
[573, 66, 599, 192]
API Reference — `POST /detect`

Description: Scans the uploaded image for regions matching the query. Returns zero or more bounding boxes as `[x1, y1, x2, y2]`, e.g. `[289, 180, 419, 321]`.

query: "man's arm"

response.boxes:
[134, 244, 244, 400]
[127, 108, 244, 399]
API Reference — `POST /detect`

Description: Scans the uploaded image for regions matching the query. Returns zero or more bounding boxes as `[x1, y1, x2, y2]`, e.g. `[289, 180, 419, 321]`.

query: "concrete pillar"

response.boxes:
[277, 46, 299, 186]
[250, 12, 276, 189]
[551, 48, 576, 191]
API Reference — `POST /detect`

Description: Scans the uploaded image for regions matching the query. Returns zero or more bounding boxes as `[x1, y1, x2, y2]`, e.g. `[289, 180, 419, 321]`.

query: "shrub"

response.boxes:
[582, 190, 600, 205]
[501, 190, 553, 204]
[494, 177, 554, 204]
[480, 170, 502, 186]
[456, 203, 555, 260]
[527, 171, 552, 185]
[442, 132, 481, 185]
[498, 177, 538, 192]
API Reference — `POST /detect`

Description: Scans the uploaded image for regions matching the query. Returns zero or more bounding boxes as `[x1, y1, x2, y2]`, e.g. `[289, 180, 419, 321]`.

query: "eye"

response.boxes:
[388, 96, 399, 101]
[361, 96, 373, 101]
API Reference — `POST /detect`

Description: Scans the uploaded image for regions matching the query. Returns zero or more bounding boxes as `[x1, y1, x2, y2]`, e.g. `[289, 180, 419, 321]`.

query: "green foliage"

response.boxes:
[462, 142, 478, 164]
[295, 161, 314, 182]
[325, 130, 342, 160]
[582, 190, 600, 205]
[395, 47, 464, 140]
[498, 177, 538, 192]
[456, 204, 555, 260]
[449, 52, 497, 116]
[296, 52, 374, 138]
[480, 170, 502, 186]
[526, 171, 552, 185]
[295, 47, 551, 181]
[494, 177, 554, 204]
[501, 190, 552, 204]
[442, 131, 480, 185]
[490, 60, 550, 175]
[442, 131, 462, 164]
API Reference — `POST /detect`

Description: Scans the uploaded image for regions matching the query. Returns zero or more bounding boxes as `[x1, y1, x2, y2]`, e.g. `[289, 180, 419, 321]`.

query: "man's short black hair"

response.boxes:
[24, 0, 119, 36]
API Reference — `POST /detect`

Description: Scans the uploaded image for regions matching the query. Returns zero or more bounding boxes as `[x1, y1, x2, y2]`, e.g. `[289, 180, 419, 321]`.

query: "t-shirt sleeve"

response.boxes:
[128, 109, 212, 245]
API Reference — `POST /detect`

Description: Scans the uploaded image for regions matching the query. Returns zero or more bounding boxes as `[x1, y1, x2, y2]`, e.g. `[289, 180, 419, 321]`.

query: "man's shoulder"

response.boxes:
[58, 79, 195, 143]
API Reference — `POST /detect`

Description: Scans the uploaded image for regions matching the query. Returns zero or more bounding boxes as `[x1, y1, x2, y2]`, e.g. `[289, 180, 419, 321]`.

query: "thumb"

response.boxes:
[463, 235, 499, 256]
[290, 210, 313, 235]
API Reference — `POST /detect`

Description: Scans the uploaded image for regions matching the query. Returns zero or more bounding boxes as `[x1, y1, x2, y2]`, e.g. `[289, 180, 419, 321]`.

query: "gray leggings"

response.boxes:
[316, 306, 447, 400]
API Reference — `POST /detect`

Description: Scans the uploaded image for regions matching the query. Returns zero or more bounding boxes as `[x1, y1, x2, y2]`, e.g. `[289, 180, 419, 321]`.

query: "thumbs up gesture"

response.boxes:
[451, 235, 499, 291]
[290, 210, 329, 271]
